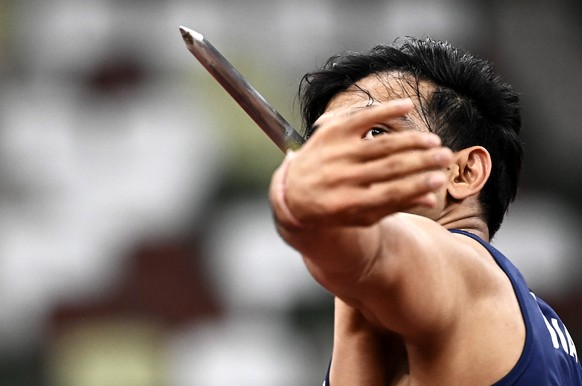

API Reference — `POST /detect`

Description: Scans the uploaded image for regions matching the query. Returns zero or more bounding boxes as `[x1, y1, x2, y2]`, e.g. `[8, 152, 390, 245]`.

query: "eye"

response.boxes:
[363, 126, 390, 140]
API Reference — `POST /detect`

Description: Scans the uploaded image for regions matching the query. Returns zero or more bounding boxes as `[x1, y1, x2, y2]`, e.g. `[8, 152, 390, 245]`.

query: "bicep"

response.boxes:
[279, 219, 385, 290]
[334, 216, 472, 340]
[285, 213, 477, 340]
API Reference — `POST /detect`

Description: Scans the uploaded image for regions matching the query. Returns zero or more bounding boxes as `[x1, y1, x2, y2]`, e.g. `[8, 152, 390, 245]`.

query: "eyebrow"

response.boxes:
[352, 105, 417, 130]
[390, 115, 417, 130]
[398, 114, 415, 128]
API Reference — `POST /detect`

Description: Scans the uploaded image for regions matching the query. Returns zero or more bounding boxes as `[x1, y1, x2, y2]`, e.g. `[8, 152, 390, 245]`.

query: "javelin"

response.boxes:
[179, 26, 305, 152]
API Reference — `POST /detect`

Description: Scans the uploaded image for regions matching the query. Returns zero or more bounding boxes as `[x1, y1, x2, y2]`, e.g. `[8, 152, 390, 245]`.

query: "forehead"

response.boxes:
[325, 72, 433, 121]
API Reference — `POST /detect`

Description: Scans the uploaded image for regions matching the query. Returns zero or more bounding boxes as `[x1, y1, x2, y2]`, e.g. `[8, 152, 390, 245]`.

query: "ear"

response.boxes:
[447, 146, 491, 200]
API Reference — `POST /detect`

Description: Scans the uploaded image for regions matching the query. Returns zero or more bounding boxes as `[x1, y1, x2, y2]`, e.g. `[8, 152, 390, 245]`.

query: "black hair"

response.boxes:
[299, 37, 523, 237]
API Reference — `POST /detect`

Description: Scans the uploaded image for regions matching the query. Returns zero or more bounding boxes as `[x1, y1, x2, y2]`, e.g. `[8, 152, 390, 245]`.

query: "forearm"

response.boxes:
[266, 100, 459, 332]
[273, 196, 463, 337]
[269, 152, 383, 289]
[274, 218, 383, 291]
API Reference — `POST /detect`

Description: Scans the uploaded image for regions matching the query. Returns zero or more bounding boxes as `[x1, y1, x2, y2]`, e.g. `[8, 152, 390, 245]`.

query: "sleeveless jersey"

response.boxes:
[322, 229, 582, 385]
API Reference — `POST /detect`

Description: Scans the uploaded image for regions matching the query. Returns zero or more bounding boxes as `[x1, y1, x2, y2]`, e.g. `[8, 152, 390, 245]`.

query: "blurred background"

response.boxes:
[0, 0, 581, 385]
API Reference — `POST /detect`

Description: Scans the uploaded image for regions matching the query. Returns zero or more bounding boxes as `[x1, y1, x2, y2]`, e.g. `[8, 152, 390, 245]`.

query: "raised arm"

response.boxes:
[269, 98, 485, 339]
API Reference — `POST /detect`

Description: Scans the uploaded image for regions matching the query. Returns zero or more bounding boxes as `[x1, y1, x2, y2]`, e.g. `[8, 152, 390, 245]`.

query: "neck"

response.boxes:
[438, 198, 489, 242]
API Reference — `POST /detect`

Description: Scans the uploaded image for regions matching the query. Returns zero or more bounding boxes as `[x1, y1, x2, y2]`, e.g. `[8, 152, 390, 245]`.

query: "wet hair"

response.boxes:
[299, 37, 522, 237]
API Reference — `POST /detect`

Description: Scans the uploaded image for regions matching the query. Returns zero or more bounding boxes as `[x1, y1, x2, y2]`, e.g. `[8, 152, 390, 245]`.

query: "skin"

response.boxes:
[269, 73, 526, 385]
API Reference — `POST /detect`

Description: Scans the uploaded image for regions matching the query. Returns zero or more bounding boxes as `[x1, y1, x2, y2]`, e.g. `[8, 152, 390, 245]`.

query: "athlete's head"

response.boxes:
[299, 37, 523, 237]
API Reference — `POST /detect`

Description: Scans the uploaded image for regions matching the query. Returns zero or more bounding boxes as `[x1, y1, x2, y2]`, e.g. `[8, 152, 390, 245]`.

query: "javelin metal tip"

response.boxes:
[179, 26, 204, 45]
[178, 25, 305, 152]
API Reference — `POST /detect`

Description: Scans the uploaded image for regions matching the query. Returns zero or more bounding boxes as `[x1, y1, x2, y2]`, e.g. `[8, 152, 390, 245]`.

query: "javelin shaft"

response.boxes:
[179, 26, 304, 152]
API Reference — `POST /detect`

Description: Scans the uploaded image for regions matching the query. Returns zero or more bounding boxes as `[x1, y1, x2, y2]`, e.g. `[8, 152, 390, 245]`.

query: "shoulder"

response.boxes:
[375, 213, 497, 291]
[389, 217, 528, 382]
[355, 213, 510, 339]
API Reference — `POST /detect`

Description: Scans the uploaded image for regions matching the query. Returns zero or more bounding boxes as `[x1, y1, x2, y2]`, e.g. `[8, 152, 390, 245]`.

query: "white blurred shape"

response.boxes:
[207, 198, 325, 312]
[167, 316, 312, 386]
[493, 194, 581, 297]
[381, 0, 484, 44]
[14, 0, 112, 75]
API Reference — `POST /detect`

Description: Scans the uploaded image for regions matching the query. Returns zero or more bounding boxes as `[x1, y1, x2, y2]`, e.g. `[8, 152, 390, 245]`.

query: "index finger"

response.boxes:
[315, 98, 416, 139]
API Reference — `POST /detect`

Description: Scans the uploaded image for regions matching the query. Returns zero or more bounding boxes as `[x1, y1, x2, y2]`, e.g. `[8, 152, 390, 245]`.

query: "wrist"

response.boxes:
[271, 151, 304, 229]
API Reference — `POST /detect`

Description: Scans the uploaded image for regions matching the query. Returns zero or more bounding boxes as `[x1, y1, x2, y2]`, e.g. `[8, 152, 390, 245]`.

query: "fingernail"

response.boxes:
[427, 173, 446, 188]
[433, 148, 451, 161]
[425, 134, 442, 146]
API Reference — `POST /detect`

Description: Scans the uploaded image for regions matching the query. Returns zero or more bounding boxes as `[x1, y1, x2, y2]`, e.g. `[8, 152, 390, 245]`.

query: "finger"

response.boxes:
[309, 107, 357, 135]
[349, 131, 443, 162]
[343, 147, 453, 186]
[409, 191, 439, 208]
[313, 171, 446, 226]
[314, 102, 375, 125]
[339, 98, 415, 137]
[358, 170, 448, 212]
[313, 98, 415, 139]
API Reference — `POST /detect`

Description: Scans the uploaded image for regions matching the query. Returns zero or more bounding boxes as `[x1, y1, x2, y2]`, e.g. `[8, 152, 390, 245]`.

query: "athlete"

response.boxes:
[269, 37, 582, 385]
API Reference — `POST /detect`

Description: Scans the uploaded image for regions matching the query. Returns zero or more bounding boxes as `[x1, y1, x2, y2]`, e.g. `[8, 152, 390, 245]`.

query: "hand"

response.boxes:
[272, 98, 453, 227]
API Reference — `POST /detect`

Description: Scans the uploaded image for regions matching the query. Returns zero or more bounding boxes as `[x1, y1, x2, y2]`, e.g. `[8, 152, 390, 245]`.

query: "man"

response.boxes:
[269, 38, 582, 385]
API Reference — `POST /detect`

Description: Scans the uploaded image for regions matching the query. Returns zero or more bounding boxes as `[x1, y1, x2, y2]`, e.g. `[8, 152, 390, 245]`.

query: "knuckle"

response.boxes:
[384, 156, 405, 172]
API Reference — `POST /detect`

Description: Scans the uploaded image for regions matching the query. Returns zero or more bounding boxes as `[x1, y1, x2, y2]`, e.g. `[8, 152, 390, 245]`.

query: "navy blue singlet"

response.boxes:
[323, 229, 582, 385]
